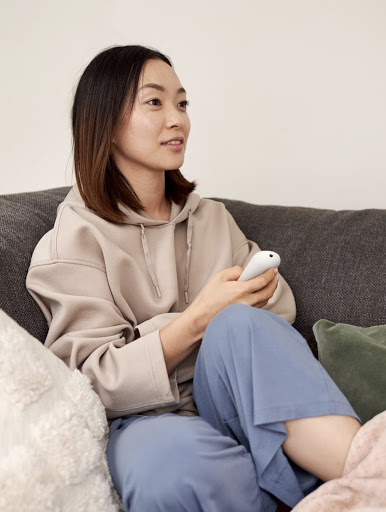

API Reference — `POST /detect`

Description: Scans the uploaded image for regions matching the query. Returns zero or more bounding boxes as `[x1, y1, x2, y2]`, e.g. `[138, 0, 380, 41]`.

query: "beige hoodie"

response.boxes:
[26, 185, 296, 419]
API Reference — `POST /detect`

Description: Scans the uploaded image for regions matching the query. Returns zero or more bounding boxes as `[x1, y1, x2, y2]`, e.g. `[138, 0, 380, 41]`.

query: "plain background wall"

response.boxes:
[1, 0, 385, 210]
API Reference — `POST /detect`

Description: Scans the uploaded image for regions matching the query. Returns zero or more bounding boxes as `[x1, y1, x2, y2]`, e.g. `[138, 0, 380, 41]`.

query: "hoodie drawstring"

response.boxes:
[184, 210, 193, 304]
[140, 224, 162, 298]
[139, 211, 193, 303]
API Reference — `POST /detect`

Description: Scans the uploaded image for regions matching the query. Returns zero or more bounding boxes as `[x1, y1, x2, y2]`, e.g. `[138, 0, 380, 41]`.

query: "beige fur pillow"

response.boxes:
[0, 309, 122, 512]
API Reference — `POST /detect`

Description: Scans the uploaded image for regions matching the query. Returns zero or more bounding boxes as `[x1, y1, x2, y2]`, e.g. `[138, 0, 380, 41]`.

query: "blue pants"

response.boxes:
[107, 305, 358, 512]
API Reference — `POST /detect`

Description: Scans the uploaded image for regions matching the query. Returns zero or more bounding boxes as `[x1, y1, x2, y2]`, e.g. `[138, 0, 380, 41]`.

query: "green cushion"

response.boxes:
[313, 319, 386, 424]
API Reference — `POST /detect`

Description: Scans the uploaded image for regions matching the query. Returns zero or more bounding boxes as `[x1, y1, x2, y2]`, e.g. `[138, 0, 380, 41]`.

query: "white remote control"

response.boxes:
[238, 251, 281, 281]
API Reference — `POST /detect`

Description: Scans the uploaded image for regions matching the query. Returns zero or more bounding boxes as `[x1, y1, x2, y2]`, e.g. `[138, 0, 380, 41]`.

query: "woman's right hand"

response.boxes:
[159, 266, 278, 375]
[189, 266, 279, 339]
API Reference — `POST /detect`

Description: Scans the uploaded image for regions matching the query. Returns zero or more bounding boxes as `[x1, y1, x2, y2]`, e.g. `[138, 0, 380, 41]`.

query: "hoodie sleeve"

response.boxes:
[226, 210, 296, 324]
[26, 260, 180, 419]
[136, 313, 181, 337]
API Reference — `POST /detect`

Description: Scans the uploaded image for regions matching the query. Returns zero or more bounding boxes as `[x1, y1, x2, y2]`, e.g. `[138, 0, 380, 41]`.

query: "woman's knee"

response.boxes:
[208, 304, 278, 333]
[202, 304, 279, 355]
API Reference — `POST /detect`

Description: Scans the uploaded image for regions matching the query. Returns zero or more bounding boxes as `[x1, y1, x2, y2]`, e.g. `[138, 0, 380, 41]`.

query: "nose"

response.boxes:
[166, 104, 187, 129]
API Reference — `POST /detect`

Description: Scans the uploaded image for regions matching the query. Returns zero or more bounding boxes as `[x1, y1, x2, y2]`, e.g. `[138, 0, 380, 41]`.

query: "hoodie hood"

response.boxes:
[67, 184, 201, 303]
[118, 192, 200, 227]
[67, 183, 200, 226]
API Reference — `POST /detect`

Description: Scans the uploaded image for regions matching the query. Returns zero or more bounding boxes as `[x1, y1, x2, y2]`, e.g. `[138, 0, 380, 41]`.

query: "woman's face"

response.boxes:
[112, 59, 190, 178]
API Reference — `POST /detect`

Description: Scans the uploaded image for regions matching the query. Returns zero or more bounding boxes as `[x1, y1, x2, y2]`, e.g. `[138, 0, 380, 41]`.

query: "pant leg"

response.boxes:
[107, 413, 264, 512]
[193, 304, 359, 511]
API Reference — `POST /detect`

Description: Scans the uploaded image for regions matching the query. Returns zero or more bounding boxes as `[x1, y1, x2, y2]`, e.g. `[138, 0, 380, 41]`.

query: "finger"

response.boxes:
[220, 265, 244, 281]
[253, 300, 269, 309]
[245, 268, 278, 292]
[248, 277, 278, 306]
[242, 295, 269, 309]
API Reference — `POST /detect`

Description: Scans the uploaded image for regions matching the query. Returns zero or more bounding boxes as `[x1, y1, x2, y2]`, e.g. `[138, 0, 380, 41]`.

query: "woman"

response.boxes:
[26, 45, 361, 512]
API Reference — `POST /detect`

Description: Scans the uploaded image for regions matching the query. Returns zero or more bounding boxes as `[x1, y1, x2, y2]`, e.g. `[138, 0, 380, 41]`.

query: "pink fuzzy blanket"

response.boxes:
[292, 411, 386, 511]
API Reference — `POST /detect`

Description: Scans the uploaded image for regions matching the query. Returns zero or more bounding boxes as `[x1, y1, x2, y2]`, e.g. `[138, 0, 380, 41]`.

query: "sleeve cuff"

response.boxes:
[136, 313, 181, 337]
[145, 329, 179, 406]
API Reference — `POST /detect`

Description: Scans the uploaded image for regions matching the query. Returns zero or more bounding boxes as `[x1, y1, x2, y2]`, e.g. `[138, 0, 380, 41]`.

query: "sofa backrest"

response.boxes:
[1, 187, 385, 356]
[0, 187, 71, 342]
[219, 197, 386, 356]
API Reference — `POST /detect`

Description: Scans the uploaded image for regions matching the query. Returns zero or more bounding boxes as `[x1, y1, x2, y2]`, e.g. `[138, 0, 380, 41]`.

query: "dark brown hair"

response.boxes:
[71, 45, 196, 223]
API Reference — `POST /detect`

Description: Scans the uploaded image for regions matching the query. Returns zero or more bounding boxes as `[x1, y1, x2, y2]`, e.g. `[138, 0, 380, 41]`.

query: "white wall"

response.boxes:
[1, 0, 385, 210]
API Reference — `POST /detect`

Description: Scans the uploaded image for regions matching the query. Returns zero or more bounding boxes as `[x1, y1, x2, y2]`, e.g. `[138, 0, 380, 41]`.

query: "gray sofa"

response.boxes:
[1, 186, 386, 510]
[1, 186, 385, 357]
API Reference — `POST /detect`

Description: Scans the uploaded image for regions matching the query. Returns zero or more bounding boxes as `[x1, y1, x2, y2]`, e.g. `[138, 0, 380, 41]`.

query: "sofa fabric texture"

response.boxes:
[0, 187, 70, 343]
[0, 187, 385, 357]
[218, 197, 386, 356]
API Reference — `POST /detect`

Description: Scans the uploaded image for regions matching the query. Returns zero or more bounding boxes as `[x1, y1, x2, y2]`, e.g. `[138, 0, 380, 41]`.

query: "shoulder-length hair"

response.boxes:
[71, 45, 196, 223]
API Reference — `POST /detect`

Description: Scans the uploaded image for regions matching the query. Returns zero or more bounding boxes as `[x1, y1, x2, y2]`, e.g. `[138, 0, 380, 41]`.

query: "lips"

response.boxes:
[161, 137, 184, 146]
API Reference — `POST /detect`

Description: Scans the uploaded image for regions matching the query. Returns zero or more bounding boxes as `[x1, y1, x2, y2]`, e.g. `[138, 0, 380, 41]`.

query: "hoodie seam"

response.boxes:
[105, 397, 176, 414]
[29, 258, 107, 274]
[52, 203, 71, 259]
[145, 334, 163, 403]
[145, 331, 173, 406]
[136, 223, 175, 229]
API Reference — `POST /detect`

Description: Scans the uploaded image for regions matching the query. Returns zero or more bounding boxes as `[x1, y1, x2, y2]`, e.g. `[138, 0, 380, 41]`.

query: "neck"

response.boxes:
[125, 169, 170, 220]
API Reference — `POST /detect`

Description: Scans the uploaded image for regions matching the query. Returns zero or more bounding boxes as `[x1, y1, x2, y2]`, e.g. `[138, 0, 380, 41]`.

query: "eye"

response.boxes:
[147, 98, 161, 106]
[178, 100, 189, 109]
